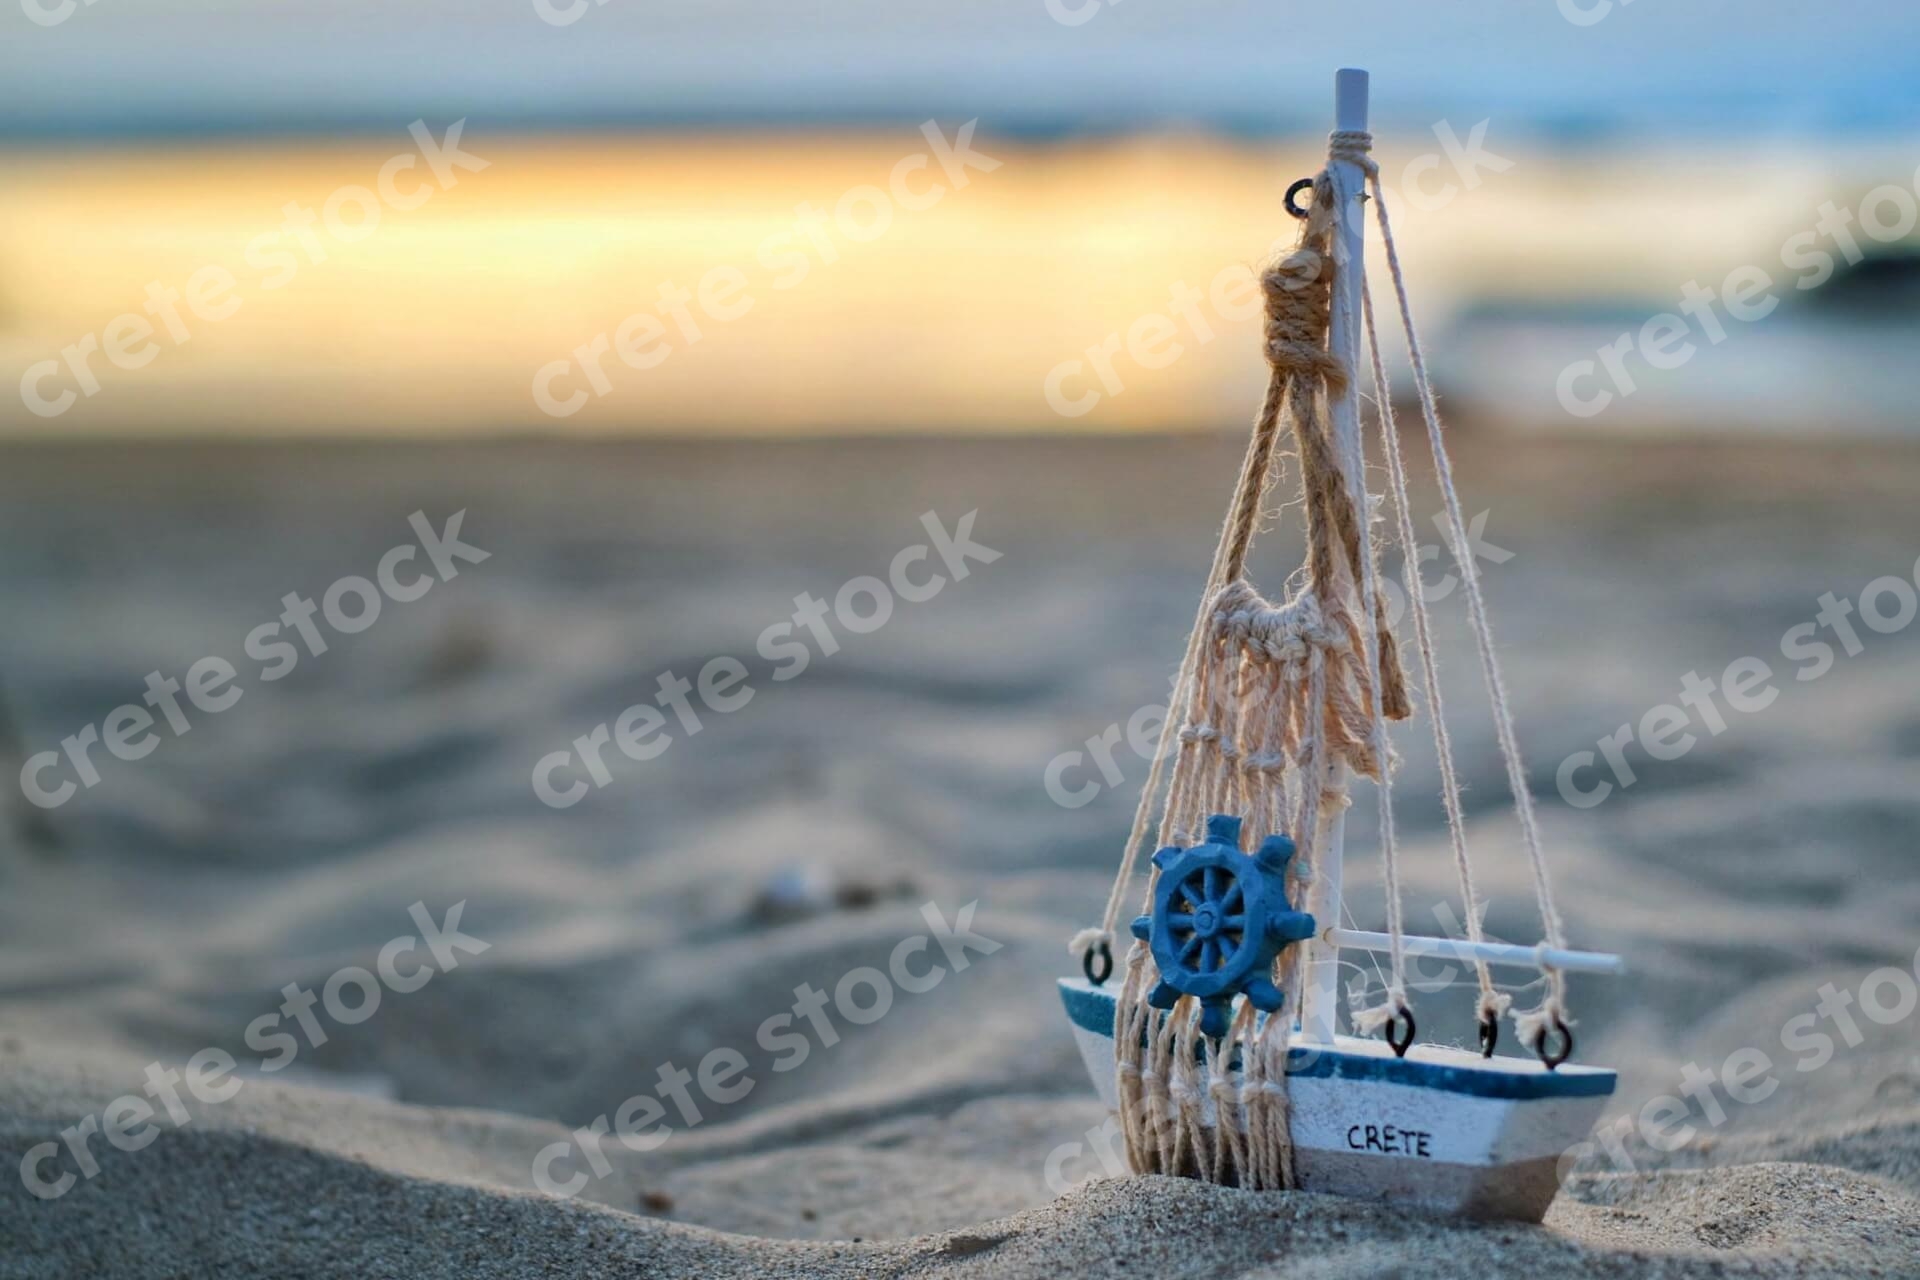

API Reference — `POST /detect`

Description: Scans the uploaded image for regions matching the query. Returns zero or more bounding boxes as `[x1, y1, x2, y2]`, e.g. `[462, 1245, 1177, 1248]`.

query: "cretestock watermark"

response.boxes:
[1043, 120, 1512, 418]
[18, 0, 99, 27]
[18, 121, 489, 420]
[19, 511, 489, 810]
[1555, 550, 1920, 809]
[1044, 509, 1511, 809]
[1554, 175, 1920, 419]
[530, 898, 999, 1197]
[532, 509, 999, 808]
[1559, 953, 1920, 1178]
[1045, 1111, 1130, 1192]
[531, 120, 999, 418]
[18, 901, 487, 1201]
[531, 0, 597, 25]
[1556, 0, 1639, 27]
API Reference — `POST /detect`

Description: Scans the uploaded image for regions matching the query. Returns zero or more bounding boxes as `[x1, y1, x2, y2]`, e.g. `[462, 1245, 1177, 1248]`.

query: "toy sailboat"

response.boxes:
[1059, 69, 1621, 1223]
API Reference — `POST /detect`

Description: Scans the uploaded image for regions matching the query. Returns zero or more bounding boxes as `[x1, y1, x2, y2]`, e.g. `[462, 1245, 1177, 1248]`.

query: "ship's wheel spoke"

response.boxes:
[1223, 882, 1244, 911]
[1179, 936, 1202, 964]
[1167, 912, 1194, 930]
[1203, 866, 1221, 904]
[1221, 914, 1245, 930]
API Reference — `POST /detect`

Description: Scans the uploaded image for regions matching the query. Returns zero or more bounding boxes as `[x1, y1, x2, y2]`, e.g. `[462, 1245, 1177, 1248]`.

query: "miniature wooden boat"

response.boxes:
[1060, 69, 1620, 1223]
[1058, 975, 1616, 1220]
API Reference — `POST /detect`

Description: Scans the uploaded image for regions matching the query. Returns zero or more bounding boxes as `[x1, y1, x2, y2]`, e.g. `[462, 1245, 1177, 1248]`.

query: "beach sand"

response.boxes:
[2, 434, 1917, 1277]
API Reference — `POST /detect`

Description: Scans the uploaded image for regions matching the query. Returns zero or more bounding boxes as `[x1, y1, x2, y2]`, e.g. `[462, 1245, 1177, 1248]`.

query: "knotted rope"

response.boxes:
[1084, 136, 1411, 1191]
[1074, 137, 1408, 967]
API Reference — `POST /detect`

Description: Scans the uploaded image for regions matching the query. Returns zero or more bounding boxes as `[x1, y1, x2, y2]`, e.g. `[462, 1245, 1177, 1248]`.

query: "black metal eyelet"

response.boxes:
[1284, 177, 1316, 220]
[1478, 1014, 1499, 1059]
[1533, 1017, 1573, 1071]
[1383, 1006, 1416, 1058]
[1083, 938, 1113, 986]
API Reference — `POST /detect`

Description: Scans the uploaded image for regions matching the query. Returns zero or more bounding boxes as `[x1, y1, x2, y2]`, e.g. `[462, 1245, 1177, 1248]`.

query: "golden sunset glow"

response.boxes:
[0, 132, 1871, 436]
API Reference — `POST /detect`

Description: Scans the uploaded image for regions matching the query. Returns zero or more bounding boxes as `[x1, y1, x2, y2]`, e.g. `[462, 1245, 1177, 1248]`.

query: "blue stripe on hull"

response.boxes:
[1059, 977, 1615, 1102]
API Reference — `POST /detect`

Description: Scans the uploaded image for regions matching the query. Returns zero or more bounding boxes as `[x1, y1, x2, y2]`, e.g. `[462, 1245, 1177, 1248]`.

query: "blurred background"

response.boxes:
[4, 0, 1920, 1249]
[4, 0, 1920, 435]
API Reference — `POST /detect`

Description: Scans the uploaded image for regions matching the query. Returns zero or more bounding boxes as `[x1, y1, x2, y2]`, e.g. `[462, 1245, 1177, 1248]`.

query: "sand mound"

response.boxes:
[6, 440, 1920, 1278]
[7, 1040, 1919, 1279]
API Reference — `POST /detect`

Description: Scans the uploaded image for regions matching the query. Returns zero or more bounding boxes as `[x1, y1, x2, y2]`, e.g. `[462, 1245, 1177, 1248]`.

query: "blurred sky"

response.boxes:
[5, 0, 1920, 140]
[2, 1, 1918, 437]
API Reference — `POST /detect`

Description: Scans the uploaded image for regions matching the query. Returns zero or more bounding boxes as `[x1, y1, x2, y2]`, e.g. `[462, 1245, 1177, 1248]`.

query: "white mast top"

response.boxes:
[1334, 67, 1369, 132]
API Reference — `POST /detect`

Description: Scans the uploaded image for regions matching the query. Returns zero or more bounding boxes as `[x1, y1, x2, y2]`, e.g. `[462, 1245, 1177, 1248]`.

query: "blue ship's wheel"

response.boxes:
[1131, 813, 1315, 1038]
[1162, 862, 1255, 987]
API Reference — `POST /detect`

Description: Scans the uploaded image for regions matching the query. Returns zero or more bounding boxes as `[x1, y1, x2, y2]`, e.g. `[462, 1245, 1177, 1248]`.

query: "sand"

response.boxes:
[2, 435, 1918, 1278]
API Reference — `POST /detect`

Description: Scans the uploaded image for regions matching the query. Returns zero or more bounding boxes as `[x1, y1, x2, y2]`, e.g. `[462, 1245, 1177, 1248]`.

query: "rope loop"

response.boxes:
[1327, 129, 1378, 176]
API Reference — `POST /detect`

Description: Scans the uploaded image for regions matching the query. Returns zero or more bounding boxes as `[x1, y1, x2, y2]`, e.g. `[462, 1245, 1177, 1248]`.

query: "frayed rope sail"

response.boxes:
[1097, 135, 1408, 1190]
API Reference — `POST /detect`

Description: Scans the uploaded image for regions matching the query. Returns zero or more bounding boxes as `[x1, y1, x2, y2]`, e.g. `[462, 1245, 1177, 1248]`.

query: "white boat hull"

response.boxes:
[1060, 977, 1615, 1221]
